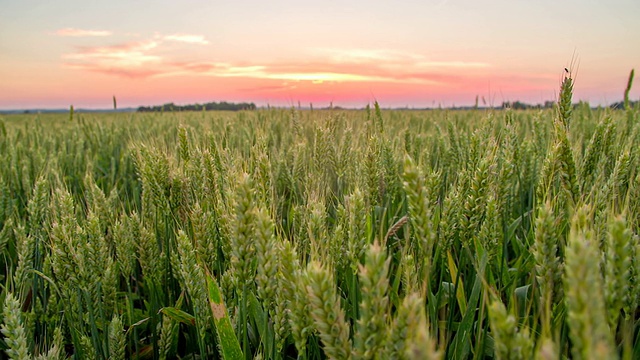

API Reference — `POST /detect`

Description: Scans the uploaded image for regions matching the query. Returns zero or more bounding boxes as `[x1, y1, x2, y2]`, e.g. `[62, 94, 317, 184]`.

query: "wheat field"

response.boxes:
[1, 76, 639, 359]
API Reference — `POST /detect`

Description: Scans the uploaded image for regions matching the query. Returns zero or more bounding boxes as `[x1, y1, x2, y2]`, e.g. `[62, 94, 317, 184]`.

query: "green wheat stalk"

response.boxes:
[304, 261, 352, 360]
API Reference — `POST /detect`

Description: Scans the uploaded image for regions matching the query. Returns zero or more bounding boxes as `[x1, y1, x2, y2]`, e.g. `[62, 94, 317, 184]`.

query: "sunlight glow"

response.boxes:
[55, 28, 112, 37]
[163, 34, 209, 45]
[1, 0, 638, 109]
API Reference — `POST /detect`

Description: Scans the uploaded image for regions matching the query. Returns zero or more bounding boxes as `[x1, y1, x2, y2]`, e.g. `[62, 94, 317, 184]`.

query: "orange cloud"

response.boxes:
[154, 48, 489, 85]
[55, 28, 112, 37]
[239, 83, 298, 93]
[163, 60, 464, 86]
[165, 61, 387, 82]
[64, 63, 162, 79]
[163, 34, 209, 45]
[314, 48, 489, 68]
[59, 33, 212, 79]
[60, 36, 490, 88]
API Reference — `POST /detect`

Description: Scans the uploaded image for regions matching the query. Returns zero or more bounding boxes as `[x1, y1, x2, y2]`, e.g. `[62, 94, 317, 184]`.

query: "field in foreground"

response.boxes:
[1, 93, 640, 358]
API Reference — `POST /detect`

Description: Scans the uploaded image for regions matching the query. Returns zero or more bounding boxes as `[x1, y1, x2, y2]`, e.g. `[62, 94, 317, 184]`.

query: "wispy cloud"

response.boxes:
[415, 61, 489, 68]
[63, 41, 162, 78]
[163, 34, 209, 45]
[60, 35, 488, 85]
[315, 48, 489, 69]
[55, 28, 112, 37]
[161, 61, 392, 83]
[239, 83, 298, 93]
[315, 48, 424, 63]
[64, 63, 162, 78]
[59, 31, 211, 78]
[165, 60, 461, 85]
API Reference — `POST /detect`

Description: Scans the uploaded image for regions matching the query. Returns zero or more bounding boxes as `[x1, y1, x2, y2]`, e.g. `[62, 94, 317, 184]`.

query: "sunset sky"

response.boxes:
[1, 0, 639, 109]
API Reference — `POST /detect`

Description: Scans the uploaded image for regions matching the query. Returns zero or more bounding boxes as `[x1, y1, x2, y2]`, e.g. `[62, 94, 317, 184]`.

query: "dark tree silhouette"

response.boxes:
[137, 101, 256, 112]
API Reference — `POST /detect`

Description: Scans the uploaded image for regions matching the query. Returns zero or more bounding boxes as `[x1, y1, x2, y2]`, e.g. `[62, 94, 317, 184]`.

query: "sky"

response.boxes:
[1, 0, 639, 109]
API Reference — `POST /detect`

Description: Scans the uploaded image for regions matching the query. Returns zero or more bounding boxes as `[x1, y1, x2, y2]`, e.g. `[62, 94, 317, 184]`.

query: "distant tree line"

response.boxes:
[137, 101, 256, 112]
[500, 100, 638, 110]
[610, 100, 639, 110]
[500, 101, 557, 110]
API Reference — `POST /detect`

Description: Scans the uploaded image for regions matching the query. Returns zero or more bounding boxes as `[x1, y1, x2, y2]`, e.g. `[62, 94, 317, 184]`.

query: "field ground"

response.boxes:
[1, 93, 640, 359]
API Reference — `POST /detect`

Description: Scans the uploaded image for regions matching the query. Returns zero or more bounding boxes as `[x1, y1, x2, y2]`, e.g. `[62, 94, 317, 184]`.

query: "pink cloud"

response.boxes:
[63, 41, 163, 78]
[61, 39, 492, 87]
[171, 62, 227, 72]
[72, 40, 160, 54]
[64, 63, 162, 79]
[239, 84, 298, 93]
[60, 35, 208, 78]
[165, 60, 463, 85]
[55, 28, 112, 37]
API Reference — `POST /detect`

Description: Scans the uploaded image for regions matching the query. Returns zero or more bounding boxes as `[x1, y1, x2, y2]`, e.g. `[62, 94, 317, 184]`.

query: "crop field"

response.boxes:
[1, 77, 640, 359]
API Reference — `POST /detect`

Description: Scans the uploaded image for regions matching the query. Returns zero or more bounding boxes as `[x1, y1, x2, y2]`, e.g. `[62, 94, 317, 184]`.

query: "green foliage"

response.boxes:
[0, 99, 638, 359]
[624, 69, 634, 111]
[1, 292, 31, 359]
